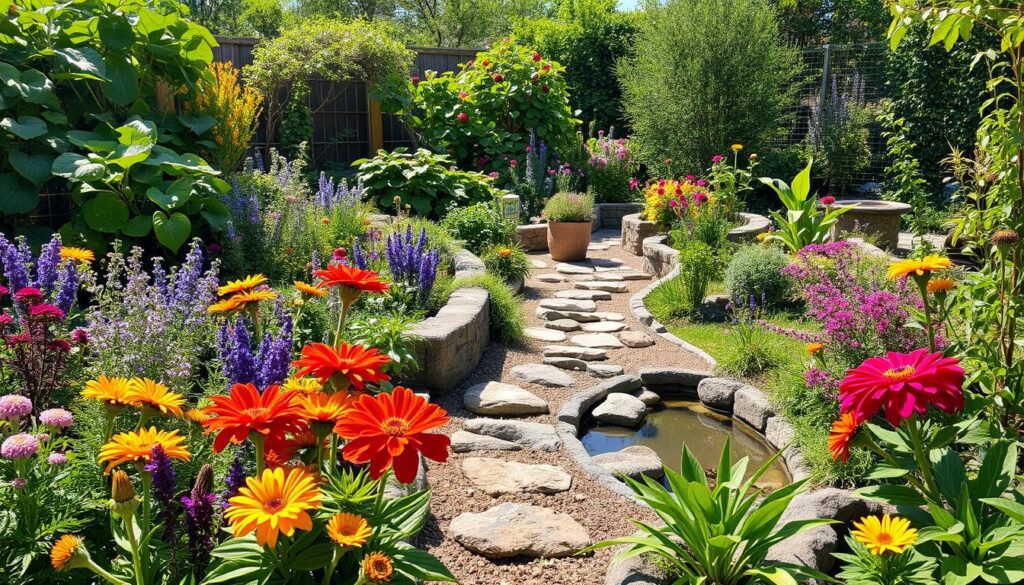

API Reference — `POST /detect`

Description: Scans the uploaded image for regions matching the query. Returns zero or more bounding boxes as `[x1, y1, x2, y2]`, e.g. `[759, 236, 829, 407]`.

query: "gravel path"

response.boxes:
[421, 229, 712, 585]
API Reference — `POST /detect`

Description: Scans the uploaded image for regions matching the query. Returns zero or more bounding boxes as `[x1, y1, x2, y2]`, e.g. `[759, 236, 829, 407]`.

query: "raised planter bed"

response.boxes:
[821, 199, 911, 249]
[621, 212, 771, 256]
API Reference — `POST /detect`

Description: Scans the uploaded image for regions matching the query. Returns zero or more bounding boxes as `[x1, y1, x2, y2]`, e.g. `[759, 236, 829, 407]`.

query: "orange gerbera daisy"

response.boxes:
[230, 289, 278, 306]
[335, 386, 450, 484]
[887, 255, 952, 280]
[296, 392, 355, 436]
[362, 551, 394, 583]
[50, 535, 87, 571]
[201, 384, 306, 452]
[327, 512, 372, 548]
[283, 376, 324, 394]
[81, 375, 138, 409]
[315, 264, 389, 294]
[98, 427, 191, 473]
[60, 247, 95, 265]
[806, 342, 824, 355]
[292, 343, 391, 391]
[927, 278, 955, 294]
[224, 467, 322, 548]
[208, 297, 242, 314]
[126, 378, 184, 418]
[185, 408, 211, 424]
[828, 412, 861, 463]
[218, 274, 268, 297]
[294, 280, 327, 298]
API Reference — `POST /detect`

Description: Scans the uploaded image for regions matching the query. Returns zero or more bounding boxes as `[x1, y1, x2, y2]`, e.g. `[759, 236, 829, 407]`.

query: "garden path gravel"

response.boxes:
[420, 228, 712, 585]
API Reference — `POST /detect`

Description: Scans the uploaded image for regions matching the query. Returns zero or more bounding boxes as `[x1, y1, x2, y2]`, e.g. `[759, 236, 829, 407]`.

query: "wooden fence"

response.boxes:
[213, 37, 479, 171]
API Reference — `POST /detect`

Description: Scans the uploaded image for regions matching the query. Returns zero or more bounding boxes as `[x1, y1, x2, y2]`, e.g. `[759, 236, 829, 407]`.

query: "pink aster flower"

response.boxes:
[0, 285, 7, 296]
[0, 395, 33, 418]
[0, 314, 13, 328]
[48, 452, 68, 466]
[696, 179, 707, 187]
[839, 349, 965, 425]
[40, 408, 74, 429]
[29, 303, 65, 321]
[1, 433, 40, 460]
[37, 432, 49, 443]
[13, 287, 43, 304]
[694, 192, 708, 203]
[11, 477, 26, 489]
[711, 155, 724, 163]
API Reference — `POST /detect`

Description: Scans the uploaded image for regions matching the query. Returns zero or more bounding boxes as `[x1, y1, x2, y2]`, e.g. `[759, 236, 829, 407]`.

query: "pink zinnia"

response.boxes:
[839, 349, 965, 425]
[711, 155, 724, 163]
[0, 285, 7, 296]
[0, 395, 32, 418]
[0, 314, 11, 327]
[40, 408, 74, 429]
[694, 192, 708, 203]
[48, 452, 68, 466]
[1, 433, 39, 460]
[29, 303, 64, 321]
[696, 179, 707, 187]
[821, 195, 836, 206]
[13, 287, 43, 304]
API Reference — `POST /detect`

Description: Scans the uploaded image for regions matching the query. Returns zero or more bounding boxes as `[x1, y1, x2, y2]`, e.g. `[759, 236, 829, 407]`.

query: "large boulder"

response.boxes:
[463, 381, 548, 416]
[591, 445, 664, 481]
[733, 386, 775, 432]
[450, 503, 591, 558]
[462, 418, 562, 451]
[461, 458, 572, 495]
[592, 393, 647, 427]
[696, 377, 745, 412]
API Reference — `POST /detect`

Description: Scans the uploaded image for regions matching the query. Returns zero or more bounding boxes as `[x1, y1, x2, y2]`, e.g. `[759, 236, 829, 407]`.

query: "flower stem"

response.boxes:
[86, 558, 133, 585]
[863, 434, 928, 496]
[140, 472, 152, 538]
[321, 547, 342, 585]
[374, 470, 390, 511]
[333, 298, 351, 350]
[905, 416, 941, 504]
[252, 434, 266, 475]
[123, 516, 145, 585]
[914, 277, 936, 351]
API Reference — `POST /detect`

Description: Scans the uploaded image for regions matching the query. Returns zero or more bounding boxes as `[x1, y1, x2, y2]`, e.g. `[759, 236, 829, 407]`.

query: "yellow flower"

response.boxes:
[326, 512, 372, 548]
[731, 143, 743, 151]
[185, 408, 211, 424]
[294, 280, 327, 298]
[224, 467, 322, 549]
[283, 377, 323, 394]
[98, 427, 191, 473]
[362, 551, 394, 583]
[60, 247, 95, 264]
[927, 278, 955, 294]
[217, 274, 268, 297]
[50, 535, 87, 571]
[887, 256, 952, 280]
[126, 378, 184, 418]
[851, 514, 917, 555]
[806, 342, 824, 355]
[81, 375, 138, 409]
[231, 289, 277, 307]
[208, 297, 242, 314]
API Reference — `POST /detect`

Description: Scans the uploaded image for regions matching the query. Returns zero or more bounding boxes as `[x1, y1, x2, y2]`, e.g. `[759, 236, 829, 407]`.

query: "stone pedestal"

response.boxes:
[824, 199, 911, 249]
[621, 213, 662, 256]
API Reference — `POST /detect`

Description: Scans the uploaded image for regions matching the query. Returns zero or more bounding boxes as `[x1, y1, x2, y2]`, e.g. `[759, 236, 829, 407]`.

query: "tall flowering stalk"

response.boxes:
[384, 226, 439, 308]
[182, 464, 216, 581]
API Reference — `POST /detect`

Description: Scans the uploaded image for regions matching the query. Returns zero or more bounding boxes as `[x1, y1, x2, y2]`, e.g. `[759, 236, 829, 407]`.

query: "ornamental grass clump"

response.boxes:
[543, 192, 594, 222]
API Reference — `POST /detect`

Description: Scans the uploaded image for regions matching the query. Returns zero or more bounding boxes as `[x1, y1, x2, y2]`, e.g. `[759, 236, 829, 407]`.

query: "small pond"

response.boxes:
[581, 398, 790, 489]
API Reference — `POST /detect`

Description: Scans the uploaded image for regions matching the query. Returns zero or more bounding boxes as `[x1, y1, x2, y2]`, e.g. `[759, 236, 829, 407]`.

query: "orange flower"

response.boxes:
[927, 278, 955, 294]
[327, 512, 372, 548]
[283, 377, 323, 394]
[81, 375, 138, 409]
[224, 467, 321, 548]
[296, 392, 355, 435]
[60, 247, 95, 265]
[201, 384, 306, 452]
[828, 412, 861, 463]
[230, 289, 277, 306]
[185, 408, 211, 424]
[50, 535, 87, 571]
[208, 297, 242, 314]
[315, 264, 389, 297]
[98, 427, 191, 473]
[265, 431, 324, 467]
[218, 274, 268, 297]
[806, 342, 824, 355]
[335, 386, 450, 483]
[362, 551, 394, 583]
[292, 343, 391, 391]
[126, 378, 184, 418]
[294, 280, 327, 298]
[887, 256, 952, 280]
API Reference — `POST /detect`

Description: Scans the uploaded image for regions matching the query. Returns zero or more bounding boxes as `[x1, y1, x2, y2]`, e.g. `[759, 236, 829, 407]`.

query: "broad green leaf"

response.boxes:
[9, 69, 58, 107]
[0, 173, 39, 214]
[120, 215, 153, 238]
[117, 119, 157, 146]
[98, 15, 134, 51]
[855, 484, 927, 507]
[146, 178, 192, 211]
[791, 159, 813, 201]
[107, 144, 152, 170]
[52, 152, 106, 181]
[9, 151, 54, 186]
[153, 211, 191, 253]
[178, 114, 217, 135]
[81, 192, 128, 232]
[746, 566, 798, 585]
[53, 47, 106, 80]
[1, 115, 47, 139]
[103, 57, 139, 106]
[198, 198, 231, 232]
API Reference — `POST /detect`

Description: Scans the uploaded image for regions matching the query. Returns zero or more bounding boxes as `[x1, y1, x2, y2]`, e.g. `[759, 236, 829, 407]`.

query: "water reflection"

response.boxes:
[581, 398, 790, 489]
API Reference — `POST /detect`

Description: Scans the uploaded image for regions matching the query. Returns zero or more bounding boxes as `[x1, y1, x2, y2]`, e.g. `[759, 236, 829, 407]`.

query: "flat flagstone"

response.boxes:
[595, 311, 626, 322]
[510, 363, 575, 387]
[582, 321, 627, 333]
[536, 307, 601, 322]
[587, 363, 625, 378]
[450, 430, 523, 453]
[555, 263, 595, 275]
[619, 330, 655, 348]
[587, 243, 610, 251]
[575, 281, 629, 293]
[462, 418, 562, 451]
[542, 345, 609, 361]
[545, 319, 582, 332]
[530, 259, 548, 269]
[594, 273, 625, 281]
[543, 356, 588, 371]
[450, 503, 591, 558]
[463, 381, 548, 416]
[555, 289, 612, 301]
[611, 271, 652, 281]
[537, 273, 567, 283]
[592, 393, 647, 427]
[524, 327, 567, 342]
[461, 458, 572, 495]
[591, 257, 627, 268]
[539, 298, 598, 312]
[571, 333, 625, 349]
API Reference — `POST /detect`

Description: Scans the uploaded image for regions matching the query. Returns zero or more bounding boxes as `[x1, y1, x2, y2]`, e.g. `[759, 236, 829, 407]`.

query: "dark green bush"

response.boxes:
[440, 202, 516, 255]
[724, 245, 793, 307]
[481, 244, 531, 283]
[438, 274, 525, 343]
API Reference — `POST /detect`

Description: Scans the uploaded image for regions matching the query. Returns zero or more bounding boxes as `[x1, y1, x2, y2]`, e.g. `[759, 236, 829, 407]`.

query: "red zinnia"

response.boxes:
[335, 386, 450, 483]
[201, 384, 306, 452]
[828, 412, 861, 463]
[839, 349, 965, 426]
[492, 74, 504, 82]
[821, 195, 837, 206]
[458, 112, 469, 123]
[292, 343, 391, 391]
[315, 264, 388, 294]
[532, 52, 542, 61]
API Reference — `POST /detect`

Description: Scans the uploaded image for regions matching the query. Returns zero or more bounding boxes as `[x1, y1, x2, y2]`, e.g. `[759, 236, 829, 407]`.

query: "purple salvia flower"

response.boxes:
[35, 235, 62, 293]
[146, 444, 179, 545]
[54, 261, 77, 314]
[182, 464, 217, 580]
[220, 319, 256, 386]
[352, 238, 366, 270]
[172, 241, 204, 309]
[0, 234, 30, 294]
[152, 258, 170, 304]
[223, 446, 248, 510]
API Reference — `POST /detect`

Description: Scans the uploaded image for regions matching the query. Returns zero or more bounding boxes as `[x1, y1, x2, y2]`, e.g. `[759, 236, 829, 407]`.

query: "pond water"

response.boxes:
[581, 398, 790, 489]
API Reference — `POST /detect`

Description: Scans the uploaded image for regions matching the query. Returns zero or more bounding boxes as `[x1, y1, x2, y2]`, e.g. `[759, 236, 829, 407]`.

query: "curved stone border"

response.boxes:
[627, 261, 717, 366]
[516, 203, 645, 251]
[409, 249, 490, 393]
[621, 212, 771, 257]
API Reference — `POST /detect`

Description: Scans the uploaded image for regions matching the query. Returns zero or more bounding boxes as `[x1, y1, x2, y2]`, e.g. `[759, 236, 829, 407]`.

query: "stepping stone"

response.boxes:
[588, 243, 610, 251]
[510, 363, 574, 387]
[571, 333, 625, 349]
[619, 331, 655, 348]
[530, 259, 548, 269]
[450, 503, 591, 558]
[575, 281, 628, 293]
[555, 263, 595, 275]
[543, 345, 608, 361]
[555, 289, 612, 301]
[582, 321, 627, 333]
[537, 273, 567, 283]
[588, 363, 625, 378]
[539, 298, 597, 313]
[592, 393, 647, 427]
[463, 381, 548, 416]
[591, 258, 627, 268]
[595, 311, 626, 322]
[462, 418, 562, 451]
[592, 445, 664, 480]
[633, 388, 662, 406]
[524, 327, 566, 342]
[450, 430, 522, 453]
[536, 308, 601, 322]
[543, 356, 587, 371]
[545, 319, 582, 332]
[595, 273, 625, 281]
[612, 271, 652, 281]
[461, 458, 572, 495]
[571, 274, 595, 281]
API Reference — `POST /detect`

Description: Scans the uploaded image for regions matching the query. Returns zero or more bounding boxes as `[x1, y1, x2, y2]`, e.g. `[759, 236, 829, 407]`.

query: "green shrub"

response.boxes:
[676, 241, 719, 312]
[438, 274, 525, 344]
[440, 202, 516, 255]
[619, 0, 799, 176]
[584, 130, 636, 203]
[806, 76, 873, 195]
[543, 192, 594, 222]
[481, 244, 531, 283]
[378, 38, 579, 174]
[355, 148, 500, 218]
[724, 245, 793, 307]
[718, 301, 781, 377]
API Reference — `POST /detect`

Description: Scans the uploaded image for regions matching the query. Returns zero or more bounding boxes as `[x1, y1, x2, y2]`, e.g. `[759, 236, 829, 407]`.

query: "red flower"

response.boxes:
[201, 384, 306, 452]
[335, 386, 450, 483]
[411, 75, 420, 85]
[821, 195, 836, 206]
[458, 112, 469, 123]
[29, 303, 64, 321]
[315, 264, 388, 295]
[828, 412, 861, 463]
[541, 85, 550, 93]
[14, 287, 43, 304]
[542, 64, 551, 72]
[532, 52, 542, 61]
[292, 343, 391, 391]
[481, 59, 491, 67]
[492, 74, 504, 82]
[839, 349, 964, 425]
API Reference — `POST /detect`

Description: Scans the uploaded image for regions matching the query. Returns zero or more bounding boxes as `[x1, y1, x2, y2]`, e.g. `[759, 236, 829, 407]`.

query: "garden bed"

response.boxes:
[621, 212, 771, 256]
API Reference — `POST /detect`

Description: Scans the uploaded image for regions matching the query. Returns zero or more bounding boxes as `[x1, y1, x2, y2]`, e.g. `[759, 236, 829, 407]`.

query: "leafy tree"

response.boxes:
[396, 0, 508, 46]
[769, 0, 887, 45]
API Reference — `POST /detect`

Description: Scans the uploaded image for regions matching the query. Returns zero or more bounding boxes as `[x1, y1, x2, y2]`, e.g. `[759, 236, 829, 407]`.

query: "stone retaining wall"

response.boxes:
[516, 203, 645, 251]
[621, 212, 772, 257]
[409, 249, 490, 393]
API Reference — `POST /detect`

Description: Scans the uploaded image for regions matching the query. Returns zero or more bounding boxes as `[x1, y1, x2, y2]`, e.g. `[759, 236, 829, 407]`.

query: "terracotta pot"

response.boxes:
[547, 221, 591, 261]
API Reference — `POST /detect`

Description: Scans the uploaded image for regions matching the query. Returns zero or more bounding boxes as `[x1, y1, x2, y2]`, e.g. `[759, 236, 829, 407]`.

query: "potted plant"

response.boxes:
[544, 192, 594, 261]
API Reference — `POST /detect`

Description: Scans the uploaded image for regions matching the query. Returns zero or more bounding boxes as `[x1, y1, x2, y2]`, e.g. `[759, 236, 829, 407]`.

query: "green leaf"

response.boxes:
[1, 115, 47, 139]
[198, 197, 231, 231]
[746, 566, 799, 585]
[98, 15, 134, 51]
[933, 447, 967, 504]
[0, 173, 39, 214]
[9, 151, 55, 187]
[178, 114, 217, 135]
[152, 211, 191, 253]
[82, 192, 128, 233]
[120, 215, 153, 237]
[972, 441, 1015, 498]
[103, 58, 139, 106]
[9, 69, 58, 107]
[117, 119, 157, 146]
[53, 47, 106, 80]
[855, 484, 927, 507]
[941, 556, 983, 585]
[791, 159, 813, 201]
[52, 152, 106, 181]
[147, 179, 193, 212]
